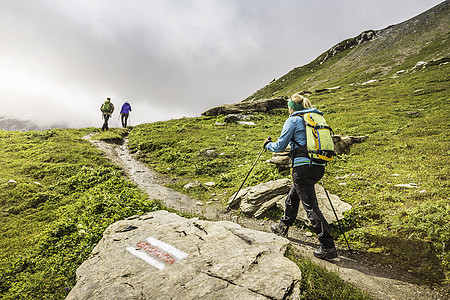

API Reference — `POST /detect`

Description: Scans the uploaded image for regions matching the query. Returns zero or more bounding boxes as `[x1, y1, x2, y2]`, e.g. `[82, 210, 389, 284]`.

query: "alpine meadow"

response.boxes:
[0, 1, 449, 299]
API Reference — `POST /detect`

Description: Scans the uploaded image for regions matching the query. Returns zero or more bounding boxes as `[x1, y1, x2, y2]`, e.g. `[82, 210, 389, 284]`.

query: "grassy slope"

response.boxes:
[0, 129, 160, 299]
[0, 128, 371, 300]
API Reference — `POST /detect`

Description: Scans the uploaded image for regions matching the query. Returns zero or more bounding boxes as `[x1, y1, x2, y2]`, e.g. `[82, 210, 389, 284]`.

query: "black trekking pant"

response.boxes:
[121, 113, 129, 128]
[280, 164, 335, 249]
[102, 114, 110, 131]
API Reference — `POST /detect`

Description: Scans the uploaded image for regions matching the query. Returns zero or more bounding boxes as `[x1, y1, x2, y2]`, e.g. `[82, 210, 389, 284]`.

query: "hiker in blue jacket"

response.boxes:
[263, 93, 337, 259]
[120, 101, 132, 128]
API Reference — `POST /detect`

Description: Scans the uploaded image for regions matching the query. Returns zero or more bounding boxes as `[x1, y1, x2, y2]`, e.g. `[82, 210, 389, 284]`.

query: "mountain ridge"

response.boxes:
[244, 0, 449, 100]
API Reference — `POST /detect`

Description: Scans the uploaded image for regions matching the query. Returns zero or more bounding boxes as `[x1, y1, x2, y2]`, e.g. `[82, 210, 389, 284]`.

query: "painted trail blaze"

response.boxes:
[126, 237, 188, 270]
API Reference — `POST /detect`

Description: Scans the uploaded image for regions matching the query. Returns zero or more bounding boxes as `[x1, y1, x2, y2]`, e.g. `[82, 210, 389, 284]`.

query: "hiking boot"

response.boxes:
[271, 222, 289, 238]
[313, 246, 338, 260]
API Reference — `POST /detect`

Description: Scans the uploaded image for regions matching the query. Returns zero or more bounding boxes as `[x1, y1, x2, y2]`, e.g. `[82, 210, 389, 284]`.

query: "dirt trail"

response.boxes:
[85, 135, 447, 300]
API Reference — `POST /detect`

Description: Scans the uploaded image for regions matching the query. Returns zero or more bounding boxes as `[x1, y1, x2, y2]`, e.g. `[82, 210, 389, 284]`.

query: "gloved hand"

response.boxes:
[263, 137, 272, 150]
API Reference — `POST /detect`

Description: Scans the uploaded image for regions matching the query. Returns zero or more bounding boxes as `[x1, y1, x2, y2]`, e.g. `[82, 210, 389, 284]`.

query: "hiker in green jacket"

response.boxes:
[100, 98, 115, 131]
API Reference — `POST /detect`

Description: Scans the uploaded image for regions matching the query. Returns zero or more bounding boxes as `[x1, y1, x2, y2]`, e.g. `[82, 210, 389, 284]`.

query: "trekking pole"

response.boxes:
[225, 137, 271, 211]
[321, 180, 352, 253]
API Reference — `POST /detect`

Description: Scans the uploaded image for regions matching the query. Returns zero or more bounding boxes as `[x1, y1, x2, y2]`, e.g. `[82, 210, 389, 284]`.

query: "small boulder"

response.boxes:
[183, 181, 203, 190]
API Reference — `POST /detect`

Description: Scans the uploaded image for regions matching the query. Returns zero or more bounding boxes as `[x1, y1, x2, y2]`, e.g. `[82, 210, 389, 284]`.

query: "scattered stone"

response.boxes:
[66, 211, 301, 300]
[215, 122, 225, 126]
[362, 79, 377, 85]
[205, 182, 216, 187]
[414, 61, 427, 69]
[196, 202, 203, 206]
[305, 232, 313, 237]
[203, 149, 218, 157]
[407, 111, 421, 117]
[183, 181, 203, 190]
[419, 190, 427, 194]
[238, 121, 256, 126]
[7, 180, 17, 185]
[395, 183, 419, 188]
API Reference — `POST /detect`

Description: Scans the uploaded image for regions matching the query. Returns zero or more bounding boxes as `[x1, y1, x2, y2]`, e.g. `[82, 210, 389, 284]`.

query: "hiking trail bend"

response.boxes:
[84, 134, 447, 300]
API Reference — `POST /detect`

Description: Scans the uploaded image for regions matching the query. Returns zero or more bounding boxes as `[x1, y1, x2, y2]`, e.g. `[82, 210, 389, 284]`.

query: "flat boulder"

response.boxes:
[67, 210, 301, 300]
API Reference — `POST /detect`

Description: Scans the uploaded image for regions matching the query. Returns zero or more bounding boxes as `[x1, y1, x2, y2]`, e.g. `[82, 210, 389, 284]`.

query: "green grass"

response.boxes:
[0, 129, 161, 299]
[285, 247, 373, 299]
[127, 62, 449, 285]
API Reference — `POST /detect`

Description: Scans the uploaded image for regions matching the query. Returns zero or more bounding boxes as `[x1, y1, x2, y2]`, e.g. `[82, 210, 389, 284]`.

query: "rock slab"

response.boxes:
[66, 210, 301, 300]
[227, 179, 351, 223]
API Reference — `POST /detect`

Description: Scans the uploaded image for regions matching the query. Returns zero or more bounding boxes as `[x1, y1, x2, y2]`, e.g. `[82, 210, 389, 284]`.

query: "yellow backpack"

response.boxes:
[303, 112, 336, 163]
[292, 112, 336, 164]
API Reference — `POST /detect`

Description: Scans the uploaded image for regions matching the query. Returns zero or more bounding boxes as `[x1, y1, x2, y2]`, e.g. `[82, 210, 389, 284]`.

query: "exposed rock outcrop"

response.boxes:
[227, 179, 351, 223]
[319, 30, 376, 65]
[67, 210, 301, 300]
[202, 97, 287, 116]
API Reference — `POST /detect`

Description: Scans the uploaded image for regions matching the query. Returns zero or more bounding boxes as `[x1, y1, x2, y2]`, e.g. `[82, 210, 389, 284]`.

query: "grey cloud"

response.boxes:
[0, 0, 443, 128]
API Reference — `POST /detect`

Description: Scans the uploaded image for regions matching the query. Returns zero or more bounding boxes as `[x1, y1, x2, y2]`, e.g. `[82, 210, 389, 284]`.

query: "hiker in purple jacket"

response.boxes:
[120, 101, 132, 128]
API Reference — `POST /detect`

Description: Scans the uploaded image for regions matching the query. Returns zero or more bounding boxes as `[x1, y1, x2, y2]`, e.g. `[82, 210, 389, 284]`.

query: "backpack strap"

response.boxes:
[290, 114, 311, 167]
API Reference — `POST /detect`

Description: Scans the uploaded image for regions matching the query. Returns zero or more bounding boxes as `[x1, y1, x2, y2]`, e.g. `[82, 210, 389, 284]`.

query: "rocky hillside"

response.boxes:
[245, 0, 449, 100]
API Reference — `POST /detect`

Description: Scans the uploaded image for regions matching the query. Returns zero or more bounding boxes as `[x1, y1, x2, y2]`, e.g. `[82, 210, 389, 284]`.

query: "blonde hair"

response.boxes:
[290, 93, 312, 109]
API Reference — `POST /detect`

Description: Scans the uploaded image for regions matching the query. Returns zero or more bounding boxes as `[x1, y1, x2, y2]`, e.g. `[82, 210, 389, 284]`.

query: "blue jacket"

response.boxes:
[265, 108, 325, 167]
[120, 102, 132, 114]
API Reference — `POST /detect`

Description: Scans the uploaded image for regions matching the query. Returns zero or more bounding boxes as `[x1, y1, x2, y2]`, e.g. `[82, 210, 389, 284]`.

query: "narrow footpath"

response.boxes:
[85, 134, 447, 300]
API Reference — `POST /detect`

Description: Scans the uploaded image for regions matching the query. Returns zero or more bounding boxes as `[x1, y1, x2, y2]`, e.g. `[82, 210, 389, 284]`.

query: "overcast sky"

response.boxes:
[0, 0, 444, 128]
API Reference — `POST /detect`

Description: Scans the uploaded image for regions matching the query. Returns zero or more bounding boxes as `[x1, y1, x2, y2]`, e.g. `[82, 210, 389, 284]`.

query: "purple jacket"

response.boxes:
[120, 102, 132, 114]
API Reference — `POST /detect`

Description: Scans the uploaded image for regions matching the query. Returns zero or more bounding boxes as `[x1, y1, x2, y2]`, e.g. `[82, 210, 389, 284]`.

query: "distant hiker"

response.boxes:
[100, 98, 114, 131]
[263, 93, 337, 260]
[120, 101, 132, 128]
